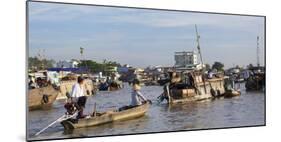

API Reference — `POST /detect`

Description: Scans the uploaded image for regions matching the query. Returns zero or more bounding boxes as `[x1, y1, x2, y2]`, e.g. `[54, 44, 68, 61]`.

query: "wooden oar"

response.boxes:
[35, 112, 77, 136]
[93, 103, 97, 117]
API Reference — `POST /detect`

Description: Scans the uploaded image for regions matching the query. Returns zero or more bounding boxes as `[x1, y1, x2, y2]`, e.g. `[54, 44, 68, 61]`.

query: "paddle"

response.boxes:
[146, 99, 152, 104]
[34, 111, 78, 136]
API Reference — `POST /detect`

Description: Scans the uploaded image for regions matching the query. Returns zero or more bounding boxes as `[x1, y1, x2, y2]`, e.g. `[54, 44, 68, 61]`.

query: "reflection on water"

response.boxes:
[28, 83, 265, 140]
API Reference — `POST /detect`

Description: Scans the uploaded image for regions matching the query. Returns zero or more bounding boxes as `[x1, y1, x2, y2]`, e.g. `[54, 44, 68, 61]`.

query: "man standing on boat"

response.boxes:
[131, 79, 151, 106]
[69, 76, 88, 119]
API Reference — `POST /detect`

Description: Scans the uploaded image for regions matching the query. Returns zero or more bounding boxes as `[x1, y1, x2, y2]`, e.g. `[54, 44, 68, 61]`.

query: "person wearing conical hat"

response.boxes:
[130, 79, 150, 106]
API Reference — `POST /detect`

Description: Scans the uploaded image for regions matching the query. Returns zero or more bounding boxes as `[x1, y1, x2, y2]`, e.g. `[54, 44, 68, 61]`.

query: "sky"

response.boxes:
[28, 1, 265, 68]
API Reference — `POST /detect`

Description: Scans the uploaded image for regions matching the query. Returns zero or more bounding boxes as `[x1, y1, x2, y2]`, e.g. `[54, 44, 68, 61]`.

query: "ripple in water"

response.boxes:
[28, 83, 265, 140]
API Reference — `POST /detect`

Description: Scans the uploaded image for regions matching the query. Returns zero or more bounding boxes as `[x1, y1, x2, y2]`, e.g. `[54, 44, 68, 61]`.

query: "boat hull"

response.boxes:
[166, 78, 225, 104]
[224, 90, 241, 98]
[28, 85, 58, 111]
[61, 102, 149, 130]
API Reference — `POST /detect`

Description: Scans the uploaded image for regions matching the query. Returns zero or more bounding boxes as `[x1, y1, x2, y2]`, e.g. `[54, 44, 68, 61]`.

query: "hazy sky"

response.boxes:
[28, 2, 265, 68]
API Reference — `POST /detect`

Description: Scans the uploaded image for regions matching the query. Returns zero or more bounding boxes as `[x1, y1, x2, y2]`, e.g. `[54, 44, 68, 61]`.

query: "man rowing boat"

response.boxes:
[131, 79, 151, 106]
[67, 76, 88, 119]
[118, 79, 151, 111]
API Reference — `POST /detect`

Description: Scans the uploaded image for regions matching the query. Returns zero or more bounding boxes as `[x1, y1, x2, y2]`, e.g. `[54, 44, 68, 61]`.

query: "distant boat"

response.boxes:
[245, 66, 265, 91]
[224, 89, 241, 98]
[158, 71, 226, 104]
[99, 81, 123, 91]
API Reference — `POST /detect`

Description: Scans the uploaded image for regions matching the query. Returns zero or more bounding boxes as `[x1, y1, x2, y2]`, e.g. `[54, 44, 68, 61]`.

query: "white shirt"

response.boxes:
[131, 90, 147, 106]
[70, 83, 85, 99]
[208, 72, 214, 78]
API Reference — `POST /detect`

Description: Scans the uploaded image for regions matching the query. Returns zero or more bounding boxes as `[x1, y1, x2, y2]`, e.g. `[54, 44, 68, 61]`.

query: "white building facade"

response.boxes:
[174, 51, 198, 68]
[56, 60, 80, 68]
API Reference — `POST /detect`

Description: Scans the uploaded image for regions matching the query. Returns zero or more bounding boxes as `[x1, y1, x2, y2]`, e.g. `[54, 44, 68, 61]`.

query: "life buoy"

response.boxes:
[42, 94, 49, 104]
[210, 88, 217, 97]
[217, 90, 221, 96]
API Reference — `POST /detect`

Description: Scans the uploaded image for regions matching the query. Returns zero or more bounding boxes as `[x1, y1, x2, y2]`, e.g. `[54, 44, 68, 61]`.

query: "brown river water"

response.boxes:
[28, 83, 265, 140]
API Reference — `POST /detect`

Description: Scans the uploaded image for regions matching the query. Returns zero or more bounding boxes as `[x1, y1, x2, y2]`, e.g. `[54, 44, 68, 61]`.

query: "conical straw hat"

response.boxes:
[133, 84, 141, 91]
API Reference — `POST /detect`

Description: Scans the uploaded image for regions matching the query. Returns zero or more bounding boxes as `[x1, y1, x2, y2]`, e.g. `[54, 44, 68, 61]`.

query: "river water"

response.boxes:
[28, 83, 265, 140]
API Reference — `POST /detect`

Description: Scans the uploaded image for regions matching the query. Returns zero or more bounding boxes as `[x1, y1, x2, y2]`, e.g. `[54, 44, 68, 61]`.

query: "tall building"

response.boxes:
[174, 51, 198, 68]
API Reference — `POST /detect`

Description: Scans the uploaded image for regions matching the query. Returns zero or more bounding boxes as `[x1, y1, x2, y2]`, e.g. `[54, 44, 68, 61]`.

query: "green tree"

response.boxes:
[205, 63, 211, 71]
[212, 61, 224, 71]
[247, 63, 254, 70]
[78, 59, 121, 74]
[79, 60, 103, 73]
[28, 57, 54, 70]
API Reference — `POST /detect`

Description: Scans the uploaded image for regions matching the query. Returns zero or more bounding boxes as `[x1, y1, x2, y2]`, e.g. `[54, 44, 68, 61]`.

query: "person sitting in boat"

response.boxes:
[28, 75, 38, 89]
[184, 72, 195, 88]
[68, 76, 88, 119]
[160, 72, 182, 102]
[169, 71, 181, 89]
[131, 79, 151, 106]
[208, 70, 214, 79]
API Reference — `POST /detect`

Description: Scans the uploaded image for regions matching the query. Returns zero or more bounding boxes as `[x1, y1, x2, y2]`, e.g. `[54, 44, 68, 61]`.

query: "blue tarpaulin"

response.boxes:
[47, 67, 89, 73]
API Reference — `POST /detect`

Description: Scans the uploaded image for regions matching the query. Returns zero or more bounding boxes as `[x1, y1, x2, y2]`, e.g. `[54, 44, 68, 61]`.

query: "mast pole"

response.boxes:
[195, 25, 204, 66]
[257, 36, 260, 67]
[195, 24, 207, 94]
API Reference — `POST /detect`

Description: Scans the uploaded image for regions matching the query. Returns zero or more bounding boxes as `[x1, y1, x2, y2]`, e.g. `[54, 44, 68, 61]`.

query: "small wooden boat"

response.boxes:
[224, 90, 241, 98]
[99, 81, 123, 91]
[28, 85, 58, 111]
[61, 102, 150, 130]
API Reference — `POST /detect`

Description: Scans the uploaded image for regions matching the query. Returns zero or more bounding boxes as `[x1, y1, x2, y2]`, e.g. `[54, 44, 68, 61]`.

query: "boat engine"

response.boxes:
[64, 102, 76, 115]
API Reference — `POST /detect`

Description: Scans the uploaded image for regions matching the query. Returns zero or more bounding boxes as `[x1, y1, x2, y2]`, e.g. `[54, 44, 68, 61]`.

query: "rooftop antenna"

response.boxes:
[257, 36, 260, 67]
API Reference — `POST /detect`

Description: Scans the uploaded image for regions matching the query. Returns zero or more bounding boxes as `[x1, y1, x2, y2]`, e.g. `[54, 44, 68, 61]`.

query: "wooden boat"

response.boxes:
[159, 75, 225, 104]
[245, 74, 265, 91]
[99, 81, 123, 91]
[224, 90, 241, 98]
[245, 67, 265, 91]
[61, 102, 150, 130]
[28, 85, 58, 111]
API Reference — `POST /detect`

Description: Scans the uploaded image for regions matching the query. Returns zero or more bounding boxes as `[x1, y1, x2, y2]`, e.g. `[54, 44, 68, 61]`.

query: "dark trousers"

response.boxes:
[75, 96, 87, 119]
